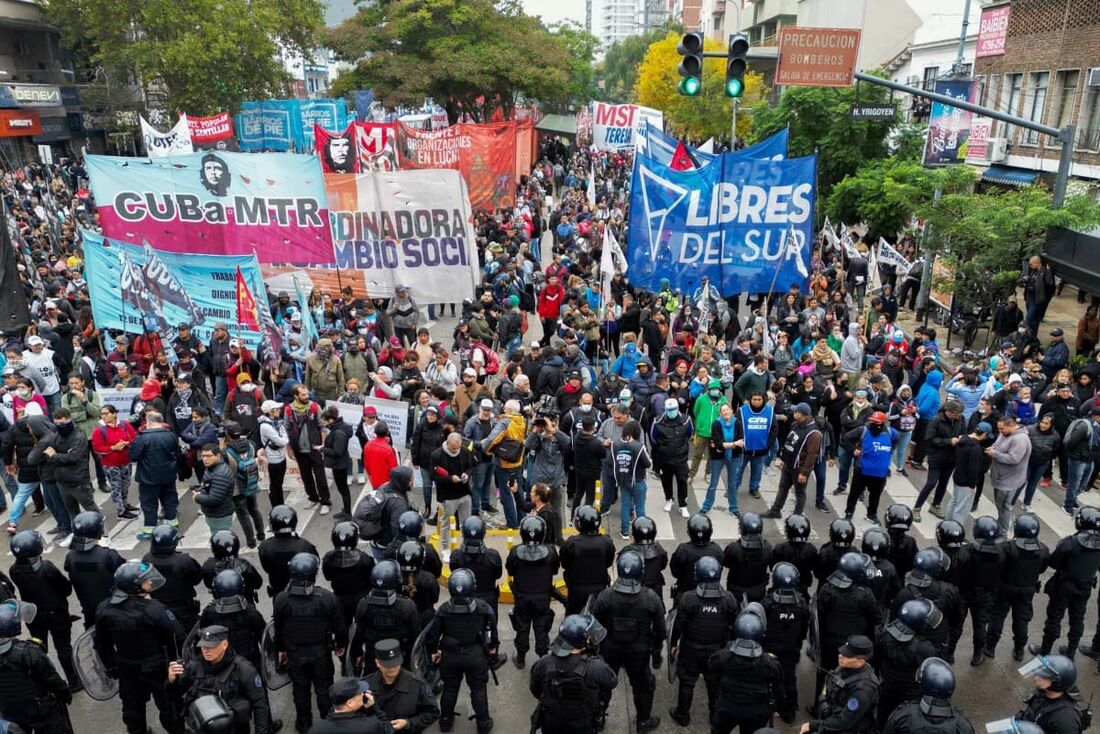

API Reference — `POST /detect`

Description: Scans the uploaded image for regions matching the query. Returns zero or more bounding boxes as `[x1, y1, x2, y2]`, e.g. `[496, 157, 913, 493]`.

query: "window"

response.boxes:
[1023, 71, 1049, 144]
[976, 75, 987, 105]
[1053, 70, 1081, 132]
[985, 74, 1001, 111]
[1001, 73, 1024, 141]
[922, 66, 939, 91]
[1080, 85, 1100, 150]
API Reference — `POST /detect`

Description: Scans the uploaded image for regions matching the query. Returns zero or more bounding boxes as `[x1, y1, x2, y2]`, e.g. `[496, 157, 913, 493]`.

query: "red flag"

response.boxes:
[235, 266, 260, 331]
[670, 141, 694, 171]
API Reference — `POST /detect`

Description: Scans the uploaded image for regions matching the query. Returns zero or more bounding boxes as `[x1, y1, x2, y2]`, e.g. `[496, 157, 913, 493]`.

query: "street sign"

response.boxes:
[850, 104, 896, 120]
[776, 27, 861, 87]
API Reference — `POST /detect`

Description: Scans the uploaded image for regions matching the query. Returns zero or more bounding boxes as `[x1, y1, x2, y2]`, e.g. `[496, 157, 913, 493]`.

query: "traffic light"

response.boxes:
[726, 33, 749, 97]
[676, 32, 704, 96]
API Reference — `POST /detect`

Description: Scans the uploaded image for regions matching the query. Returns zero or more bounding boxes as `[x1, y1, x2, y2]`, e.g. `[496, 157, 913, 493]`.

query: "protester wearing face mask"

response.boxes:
[305, 337, 345, 404]
[224, 372, 264, 446]
[165, 371, 210, 438]
[90, 404, 139, 520]
[690, 379, 727, 482]
[652, 397, 694, 519]
[832, 389, 872, 498]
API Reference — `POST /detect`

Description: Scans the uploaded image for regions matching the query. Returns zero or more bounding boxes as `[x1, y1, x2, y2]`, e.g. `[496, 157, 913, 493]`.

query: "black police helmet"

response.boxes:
[462, 515, 487, 543]
[114, 560, 165, 595]
[771, 561, 800, 590]
[913, 547, 949, 578]
[371, 560, 401, 592]
[331, 521, 359, 550]
[829, 518, 855, 547]
[898, 599, 935, 633]
[9, 529, 43, 559]
[695, 555, 722, 584]
[210, 530, 240, 560]
[398, 510, 424, 539]
[739, 512, 763, 536]
[617, 550, 644, 581]
[211, 569, 245, 600]
[784, 514, 811, 542]
[0, 599, 32, 638]
[449, 568, 476, 603]
[1076, 506, 1100, 533]
[631, 516, 657, 544]
[1033, 654, 1077, 692]
[558, 614, 595, 650]
[1013, 513, 1040, 540]
[916, 657, 956, 697]
[73, 510, 105, 539]
[861, 527, 891, 559]
[397, 540, 424, 573]
[287, 552, 319, 582]
[734, 610, 765, 642]
[687, 513, 713, 545]
[973, 515, 999, 541]
[574, 505, 601, 534]
[837, 551, 867, 583]
[269, 505, 298, 535]
[886, 503, 913, 531]
[935, 519, 966, 549]
[520, 515, 547, 544]
[150, 524, 180, 552]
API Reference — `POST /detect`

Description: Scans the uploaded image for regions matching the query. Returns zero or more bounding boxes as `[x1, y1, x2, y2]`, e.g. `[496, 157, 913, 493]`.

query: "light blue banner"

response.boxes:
[235, 98, 350, 151]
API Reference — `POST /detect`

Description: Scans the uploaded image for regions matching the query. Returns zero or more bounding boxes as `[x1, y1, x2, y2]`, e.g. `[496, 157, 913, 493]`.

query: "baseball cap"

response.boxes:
[479, 399, 494, 410]
[664, 398, 679, 411]
[25, 335, 44, 347]
[793, 402, 812, 416]
[463, 367, 477, 377]
[976, 421, 993, 434]
[868, 411, 887, 425]
[196, 625, 229, 648]
[228, 338, 241, 348]
[425, 405, 439, 414]
[44, 300, 58, 310]
[1051, 327, 1064, 337]
[328, 677, 368, 705]
[261, 400, 283, 413]
[838, 635, 874, 659]
[176, 372, 192, 384]
[363, 405, 378, 417]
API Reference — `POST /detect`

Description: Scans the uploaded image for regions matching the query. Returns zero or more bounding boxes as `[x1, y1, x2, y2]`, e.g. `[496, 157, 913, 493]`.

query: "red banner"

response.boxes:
[355, 122, 397, 172]
[395, 121, 516, 211]
[235, 265, 261, 331]
[185, 112, 236, 150]
[314, 123, 359, 173]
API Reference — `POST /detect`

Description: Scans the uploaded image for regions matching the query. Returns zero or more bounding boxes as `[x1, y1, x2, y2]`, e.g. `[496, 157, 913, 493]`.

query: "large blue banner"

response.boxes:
[82, 230, 271, 349]
[235, 98, 351, 152]
[641, 122, 788, 167]
[627, 149, 816, 296]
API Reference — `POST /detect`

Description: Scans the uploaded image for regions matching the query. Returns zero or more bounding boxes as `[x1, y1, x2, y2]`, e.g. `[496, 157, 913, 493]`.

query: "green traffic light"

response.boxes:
[725, 78, 744, 98]
[679, 77, 701, 96]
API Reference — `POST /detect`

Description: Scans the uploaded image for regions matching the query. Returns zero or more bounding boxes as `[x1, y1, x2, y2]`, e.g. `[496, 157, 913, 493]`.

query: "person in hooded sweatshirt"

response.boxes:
[909, 369, 944, 468]
[128, 377, 167, 430]
[321, 405, 353, 515]
[609, 339, 642, 380]
[840, 323, 865, 391]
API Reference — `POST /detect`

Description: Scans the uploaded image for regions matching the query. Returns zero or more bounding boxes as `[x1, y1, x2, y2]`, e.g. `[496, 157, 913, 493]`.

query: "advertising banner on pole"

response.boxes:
[394, 121, 516, 211]
[591, 102, 664, 150]
[976, 5, 1011, 58]
[85, 151, 335, 264]
[965, 115, 993, 163]
[923, 80, 978, 166]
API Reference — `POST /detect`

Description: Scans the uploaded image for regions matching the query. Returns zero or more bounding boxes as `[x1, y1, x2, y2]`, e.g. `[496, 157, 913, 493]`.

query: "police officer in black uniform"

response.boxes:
[935, 520, 967, 589]
[707, 608, 786, 734]
[395, 541, 439, 630]
[814, 518, 855, 589]
[618, 516, 668, 599]
[321, 521, 374, 639]
[63, 511, 124, 627]
[861, 527, 900, 615]
[363, 639, 440, 733]
[350, 561, 420, 674]
[1031, 506, 1100, 659]
[142, 524, 203, 645]
[762, 561, 811, 723]
[307, 677, 385, 733]
[668, 555, 739, 727]
[198, 569, 267, 673]
[772, 514, 818, 596]
[8, 530, 81, 690]
[272, 552, 347, 733]
[895, 548, 965, 661]
[450, 516, 504, 622]
[422, 569, 497, 733]
[167, 625, 275, 734]
[94, 560, 185, 734]
[382, 511, 443, 578]
[724, 512, 773, 604]
[201, 530, 263, 603]
[987, 513, 1049, 662]
[804, 634, 879, 734]
[0, 600, 72, 734]
[670, 513, 723, 602]
[1017, 654, 1088, 734]
[958, 515, 1006, 667]
[590, 551, 665, 733]
[560, 505, 615, 615]
[506, 515, 560, 668]
[882, 657, 975, 734]
[886, 503, 919, 579]
[874, 599, 938, 722]
[814, 551, 880, 703]
[260, 505, 319, 599]
[529, 614, 618, 734]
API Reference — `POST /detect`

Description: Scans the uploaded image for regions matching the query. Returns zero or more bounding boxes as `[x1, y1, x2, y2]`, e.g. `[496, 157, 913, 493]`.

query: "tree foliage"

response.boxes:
[47, 0, 322, 115]
[328, 0, 576, 124]
[598, 24, 681, 103]
[634, 34, 766, 142]
[541, 22, 600, 114]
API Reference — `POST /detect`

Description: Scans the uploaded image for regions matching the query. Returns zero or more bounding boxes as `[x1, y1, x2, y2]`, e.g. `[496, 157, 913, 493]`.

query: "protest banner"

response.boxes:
[362, 395, 409, 448]
[299, 99, 350, 150]
[356, 122, 397, 172]
[140, 116, 193, 157]
[314, 123, 359, 173]
[235, 100, 301, 152]
[627, 148, 816, 296]
[97, 387, 142, 421]
[83, 230, 272, 349]
[355, 90, 374, 122]
[515, 120, 537, 181]
[591, 102, 663, 150]
[394, 121, 516, 211]
[639, 121, 788, 168]
[923, 80, 978, 166]
[85, 150, 335, 264]
[185, 112, 237, 151]
[261, 169, 479, 301]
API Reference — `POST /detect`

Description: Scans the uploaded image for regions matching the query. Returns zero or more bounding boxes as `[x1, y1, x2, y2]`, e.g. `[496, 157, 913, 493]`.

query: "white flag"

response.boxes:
[140, 115, 193, 157]
[841, 229, 861, 260]
[876, 237, 912, 270]
[600, 225, 627, 302]
[587, 165, 596, 209]
[869, 246, 883, 292]
[698, 138, 715, 154]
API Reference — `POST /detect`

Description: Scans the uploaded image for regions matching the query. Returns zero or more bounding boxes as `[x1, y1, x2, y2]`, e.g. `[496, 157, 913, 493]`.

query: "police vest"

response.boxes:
[541, 656, 598, 725]
[859, 428, 894, 478]
[740, 404, 772, 453]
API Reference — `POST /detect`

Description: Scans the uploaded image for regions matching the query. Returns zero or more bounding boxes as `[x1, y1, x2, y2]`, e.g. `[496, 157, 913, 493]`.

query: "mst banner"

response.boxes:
[394, 121, 516, 211]
[263, 170, 479, 301]
[85, 151, 335, 264]
[591, 102, 663, 150]
[627, 150, 816, 295]
[82, 230, 271, 349]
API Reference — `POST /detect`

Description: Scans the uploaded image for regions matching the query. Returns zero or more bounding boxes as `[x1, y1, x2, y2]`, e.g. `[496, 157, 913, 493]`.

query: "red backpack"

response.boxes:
[473, 342, 500, 375]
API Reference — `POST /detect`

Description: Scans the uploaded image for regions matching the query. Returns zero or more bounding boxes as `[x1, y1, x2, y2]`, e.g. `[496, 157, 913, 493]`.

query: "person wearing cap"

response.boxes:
[802, 634, 879, 734]
[1042, 327, 1071, 380]
[944, 421, 993, 525]
[207, 323, 233, 412]
[166, 370, 212, 438]
[986, 416, 1032, 535]
[363, 639, 440, 733]
[841, 411, 897, 525]
[167, 625, 276, 734]
[303, 338, 344, 405]
[224, 372, 264, 445]
[303, 675, 384, 733]
[132, 322, 163, 379]
[764, 403, 823, 518]
[453, 367, 491, 421]
[111, 360, 142, 389]
[463, 399, 500, 515]
[21, 335, 61, 414]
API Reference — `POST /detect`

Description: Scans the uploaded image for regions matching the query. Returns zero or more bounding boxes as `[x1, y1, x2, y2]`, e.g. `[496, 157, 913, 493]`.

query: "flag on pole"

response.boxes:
[292, 274, 320, 344]
[587, 165, 596, 209]
[840, 228, 861, 260]
[600, 226, 628, 303]
[235, 266, 261, 331]
[876, 237, 912, 270]
[869, 247, 882, 292]
[670, 140, 694, 171]
[698, 138, 715, 154]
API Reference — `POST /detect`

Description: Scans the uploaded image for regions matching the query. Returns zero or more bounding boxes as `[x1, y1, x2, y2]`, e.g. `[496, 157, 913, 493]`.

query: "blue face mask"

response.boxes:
[666, 408, 679, 418]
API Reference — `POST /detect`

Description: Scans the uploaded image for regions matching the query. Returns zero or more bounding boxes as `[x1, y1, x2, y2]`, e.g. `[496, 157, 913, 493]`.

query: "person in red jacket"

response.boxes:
[90, 404, 139, 519]
[363, 421, 399, 489]
[132, 324, 163, 376]
[537, 273, 565, 343]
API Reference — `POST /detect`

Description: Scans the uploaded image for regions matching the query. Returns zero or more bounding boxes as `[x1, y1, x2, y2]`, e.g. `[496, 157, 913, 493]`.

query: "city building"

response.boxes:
[599, 0, 669, 49]
[741, 0, 796, 47]
[668, 0, 703, 30]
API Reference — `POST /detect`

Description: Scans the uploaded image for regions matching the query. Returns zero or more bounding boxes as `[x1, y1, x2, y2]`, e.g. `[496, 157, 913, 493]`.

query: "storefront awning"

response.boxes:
[535, 114, 576, 136]
[981, 165, 1039, 187]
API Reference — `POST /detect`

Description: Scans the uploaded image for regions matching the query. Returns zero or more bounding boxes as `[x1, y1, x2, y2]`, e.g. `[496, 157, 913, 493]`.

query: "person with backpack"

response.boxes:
[321, 405, 353, 516]
[224, 372, 264, 446]
[284, 383, 332, 514]
[356, 465, 414, 560]
[1062, 407, 1100, 514]
[90, 403, 139, 520]
[481, 399, 528, 529]
[128, 411, 180, 542]
[223, 421, 265, 548]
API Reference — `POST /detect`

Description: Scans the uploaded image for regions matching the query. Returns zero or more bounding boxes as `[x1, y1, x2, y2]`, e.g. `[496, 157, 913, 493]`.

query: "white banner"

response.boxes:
[97, 387, 142, 420]
[362, 395, 409, 449]
[876, 237, 912, 270]
[140, 116, 194, 158]
[591, 102, 663, 150]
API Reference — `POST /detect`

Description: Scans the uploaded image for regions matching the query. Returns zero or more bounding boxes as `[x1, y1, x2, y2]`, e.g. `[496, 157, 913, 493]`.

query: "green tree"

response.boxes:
[597, 24, 680, 103]
[328, 0, 572, 124]
[541, 22, 600, 114]
[47, 0, 322, 115]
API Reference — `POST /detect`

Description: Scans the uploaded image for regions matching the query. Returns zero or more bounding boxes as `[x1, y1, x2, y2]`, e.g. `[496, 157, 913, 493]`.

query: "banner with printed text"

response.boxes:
[356, 122, 397, 172]
[395, 121, 516, 211]
[640, 121, 789, 168]
[85, 151, 335, 264]
[314, 123, 359, 173]
[627, 149, 816, 295]
[185, 112, 238, 151]
[923, 80, 978, 166]
[591, 102, 664, 150]
[235, 100, 302, 152]
[261, 169, 479, 301]
[141, 116, 193, 157]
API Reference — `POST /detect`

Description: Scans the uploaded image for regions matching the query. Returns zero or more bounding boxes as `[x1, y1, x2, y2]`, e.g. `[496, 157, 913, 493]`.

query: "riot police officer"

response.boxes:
[1031, 506, 1100, 659]
[772, 514, 817, 595]
[363, 639, 440, 733]
[383, 511, 443, 578]
[396, 540, 439, 629]
[670, 513, 723, 602]
[882, 657, 975, 734]
[935, 519, 967, 589]
[94, 560, 185, 734]
[167, 625, 275, 734]
[63, 511, 124, 627]
[142, 524, 203, 645]
[450, 516, 504, 622]
[321, 521, 374, 638]
[707, 608, 786, 734]
[814, 551, 880, 700]
[762, 561, 810, 723]
[350, 561, 420, 673]
[958, 515, 1006, 667]
[861, 527, 900, 614]
[804, 634, 879, 734]
[874, 599, 938, 721]
[1017, 654, 1088, 734]
[895, 548, 965, 661]
[272, 552, 347, 733]
[0, 600, 72, 734]
[422, 570, 497, 733]
[668, 555, 739, 727]
[886, 503, 919, 578]
[529, 614, 618, 734]
[259, 505, 319, 598]
[9, 530, 81, 690]
[723, 512, 773, 604]
[201, 530, 263, 603]
[618, 516, 668, 599]
[507, 515, 560, 667]
[198, 569, 267, 673]
[814, 518, 855, 588]
[560, 505, 615, 615]
[988, 513, 1050, 662]
[590, 551, 665, 733]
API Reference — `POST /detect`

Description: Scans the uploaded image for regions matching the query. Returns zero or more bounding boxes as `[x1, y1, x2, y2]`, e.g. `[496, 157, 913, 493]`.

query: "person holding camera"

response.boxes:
[524, 411, 569, 523]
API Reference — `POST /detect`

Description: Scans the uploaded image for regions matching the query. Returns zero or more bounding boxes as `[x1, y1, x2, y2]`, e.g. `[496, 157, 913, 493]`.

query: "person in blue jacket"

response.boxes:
[915, 370, 943, 425]
[842, 411, 897, 525]
[128, 411, 181, 541]
[610, 341, 642, 380]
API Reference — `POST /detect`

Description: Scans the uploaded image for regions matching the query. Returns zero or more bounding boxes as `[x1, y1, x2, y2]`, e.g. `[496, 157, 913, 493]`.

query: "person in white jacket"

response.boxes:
[258, 400, 290, 509]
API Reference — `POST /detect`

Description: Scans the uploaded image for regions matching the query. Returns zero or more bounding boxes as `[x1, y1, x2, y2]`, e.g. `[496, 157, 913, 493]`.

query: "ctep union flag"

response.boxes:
[235, 266, 261, 332]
